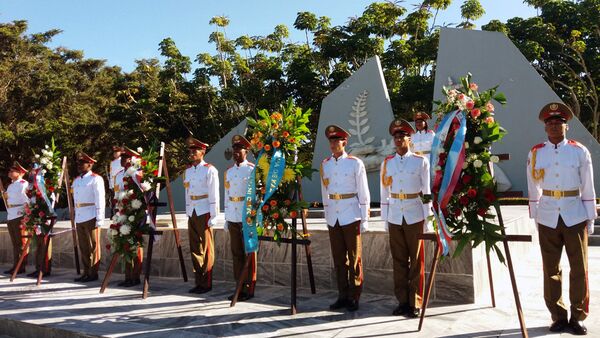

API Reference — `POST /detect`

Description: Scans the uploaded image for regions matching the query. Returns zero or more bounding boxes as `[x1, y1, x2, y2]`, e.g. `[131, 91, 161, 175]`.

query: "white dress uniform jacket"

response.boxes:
[6, 179, 29, 220]
[320, 152, 370, 227]
[412, 130, 435, 153]
[72, 171, 106, 226]
[527, 139, 596, 233]
[184, 161, 219, 225]
[380, 151, 432, 231]
[224, 160, 254, 223]
[109, 158, 123, 190]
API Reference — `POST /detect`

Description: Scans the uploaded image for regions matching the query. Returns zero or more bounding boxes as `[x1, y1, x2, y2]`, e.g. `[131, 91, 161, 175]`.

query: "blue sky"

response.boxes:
[1, 1, 537, 72]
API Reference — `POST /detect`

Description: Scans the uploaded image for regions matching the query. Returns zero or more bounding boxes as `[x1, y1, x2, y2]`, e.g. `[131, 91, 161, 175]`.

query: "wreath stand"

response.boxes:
[10, 157, 78, 285]
[230, 177, 316, 314]
[100, 142, 188, 299]
[417, 154, 532, 338]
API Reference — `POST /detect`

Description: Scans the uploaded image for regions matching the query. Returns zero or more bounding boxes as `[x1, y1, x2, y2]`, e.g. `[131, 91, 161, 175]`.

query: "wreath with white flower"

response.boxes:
[107, 146, 163, 262]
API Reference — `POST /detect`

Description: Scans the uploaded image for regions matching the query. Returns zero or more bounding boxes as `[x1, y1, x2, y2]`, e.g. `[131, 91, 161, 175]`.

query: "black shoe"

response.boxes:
[129, 278, 141, 286]
[549, 319, 568, 332]
[407, 307, 421, 318]
[329, 298, 348, 310]
[346, 299, 359, 312]
[81, 275, 98, 283]
[195, 286, 212, 294]
[118, 279, 131, 287]
[74, 275, 88, 282]
[189, 286, 207, 294]
[392, 303, 409, 316]
[26, 270, 40, 278]
[238, 292, 254, 302]
[569, 318, 587, 335]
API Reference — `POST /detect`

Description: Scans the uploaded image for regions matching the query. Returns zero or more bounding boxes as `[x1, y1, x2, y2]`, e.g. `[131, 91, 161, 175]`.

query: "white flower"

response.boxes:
[34, 154, 40, 159]
[435, 165, 442, 171]
[141, 182, 152, 192]
[41, 169, 47, 175]
[118, 215, 128, 223]
[131, 157, 141, 165]
[128, 215, 135, 222]
[462, 162, 469, 169]
[46, 163, 53, 170]
[490, 155, 500, 163]
[137, 147, 143, 153]
[126, 166, 137, 176]
[464, 142, 469, 149]
[45, 145, 49, 149]
[131, 199, 142, 209]
[473, 159, 483, 168]
[40, 158, 48, 165]
[112, 214, 119, 221]
[473, 137, 482, 145]
[127, 189, 134, 196]
[120, 224, 131, 235]
[111, 229, 119, 237]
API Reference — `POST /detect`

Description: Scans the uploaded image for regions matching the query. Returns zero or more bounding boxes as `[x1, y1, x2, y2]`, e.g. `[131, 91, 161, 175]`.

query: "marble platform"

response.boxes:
[0, 206, 536, 306]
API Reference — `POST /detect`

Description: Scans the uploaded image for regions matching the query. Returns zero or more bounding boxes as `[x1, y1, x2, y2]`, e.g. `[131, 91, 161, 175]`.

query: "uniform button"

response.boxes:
[555, 162, 559, 166]
[558, 208, 561, 211]
[555, 174, 559, 177]
[556, 185, 559, 188]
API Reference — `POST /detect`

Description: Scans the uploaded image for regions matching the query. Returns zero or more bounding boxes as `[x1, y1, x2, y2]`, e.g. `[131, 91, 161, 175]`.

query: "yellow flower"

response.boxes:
[282, 168, 296, 183]
[258, 156, 270, 181]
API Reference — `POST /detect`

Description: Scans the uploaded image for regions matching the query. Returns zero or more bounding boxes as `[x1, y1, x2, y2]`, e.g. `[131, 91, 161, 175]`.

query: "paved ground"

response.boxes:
[0, 245, 598, 337]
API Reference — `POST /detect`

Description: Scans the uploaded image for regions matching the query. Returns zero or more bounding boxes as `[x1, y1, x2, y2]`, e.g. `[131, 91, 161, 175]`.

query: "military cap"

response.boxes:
[112, 145, 124, 152]
[325, 125, 350, 140]
[121, 146, 140, 157]
[389, 119, 415, 136]
[414, 112, 431, 122]
[231, 135, 251, 149]
[186, 137, 208, 150]
[10, 161, 28, 174]
[77, 152, 97, 164]
[539, 102, 573, 123]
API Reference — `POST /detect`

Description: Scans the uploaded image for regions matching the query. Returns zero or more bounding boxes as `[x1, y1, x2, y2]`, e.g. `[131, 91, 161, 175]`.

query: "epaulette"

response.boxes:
[19, 179, 26, 183]
[384, 154, 395, 162]
[568, 139, 584, 149]
[203, 163, 212, 167]
[413, 153, 425, 158]
[322, 156, 331, 163]
[347, 155, 359, 160]
[186, 164, 192, 169]
[247, 162, 255, 167]
[531, 143, 545, 151]
[91, 172, 99, 177]
[427, 130, 434, 134]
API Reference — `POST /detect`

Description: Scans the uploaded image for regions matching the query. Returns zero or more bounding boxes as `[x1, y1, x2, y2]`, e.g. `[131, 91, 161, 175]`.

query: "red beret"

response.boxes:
[389, 119, 415, 136]
[77, 152, 97, 164]
[186, 137, 208, 150]
[325, 125, 350, 140]
[231, 135, 251, 149]
[539, 102, 573, 122]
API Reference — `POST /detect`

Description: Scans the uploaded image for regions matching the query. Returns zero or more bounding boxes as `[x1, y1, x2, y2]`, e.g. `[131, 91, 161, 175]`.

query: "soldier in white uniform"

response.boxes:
[114, 146, 144, 287]
[3, 162, 29, 275]
[320, 125, 370, 312]
[224, 135, 256, 301]
[411, 112, 435, 155]
[380, 119, 432, 318]
[108, 146, 123, 192]
[72, 152, 105, 282]
[184, 137, 219, 294]
[527, 102, 596, 335]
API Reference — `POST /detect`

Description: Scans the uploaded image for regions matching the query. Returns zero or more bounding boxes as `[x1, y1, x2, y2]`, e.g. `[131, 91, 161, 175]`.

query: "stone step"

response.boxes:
[590, 235, 600, 246]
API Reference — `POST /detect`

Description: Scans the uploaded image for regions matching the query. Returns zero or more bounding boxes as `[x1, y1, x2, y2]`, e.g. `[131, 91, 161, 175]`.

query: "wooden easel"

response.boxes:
[100, 142, 188, 299]
[417, 154, 532, 338]
[230, 177, 316, 314]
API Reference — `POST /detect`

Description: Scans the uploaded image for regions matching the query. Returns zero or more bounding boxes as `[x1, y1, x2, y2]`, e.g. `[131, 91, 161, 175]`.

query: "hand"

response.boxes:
[208, 217, 217, 227]
[588, 220, 595, 236]
[96, 220, 103, 228]
[223, 221, 229, 232]
[384, 221, 389, 232]
[360, 220, 368, 233]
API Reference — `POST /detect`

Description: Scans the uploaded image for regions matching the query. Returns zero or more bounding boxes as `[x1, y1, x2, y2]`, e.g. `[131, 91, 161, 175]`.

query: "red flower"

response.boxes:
[123, 243, 130, 251]
[141, 160, 147, 166]
[483, 188, 497, 202]
[272, 212, 280, 219]
[152, 170, 159, 176]
[262, 205, 269, 212]
[284, 199, 292, 206]
[289, 210, 298, 218]
[48, 186, 55, 192]
[459, 196, 470, 206]
[470, 109, 481, 119]
[454, 181, 464, 192]
[135, 231, 143, 238]
[269, 200, 277, 207]
[462, 175, 472, 184]
[453, 208, 462, 217]
[477, 208, 488, 216]
[110, 223, 119, 229]
[106, 244, 111, 251]
[466, 100, 475, 110]
[39, 211, 45, 218]
[467, 188, 477, 198]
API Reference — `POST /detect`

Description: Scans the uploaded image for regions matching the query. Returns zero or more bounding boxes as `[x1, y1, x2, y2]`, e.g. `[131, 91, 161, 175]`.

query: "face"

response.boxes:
[415, 120, 426, 131]
[8, 168, 22, 180]
[188, 148, 205, 163]
[328, 138, 346, 154]
[544, 118, 568, 139]
[112, 150, 122, 160]
[232, 145, 247, 163]
[393, 132, 411, 149]
[77, 160, 93, 174]
[120, 155, 132, 168]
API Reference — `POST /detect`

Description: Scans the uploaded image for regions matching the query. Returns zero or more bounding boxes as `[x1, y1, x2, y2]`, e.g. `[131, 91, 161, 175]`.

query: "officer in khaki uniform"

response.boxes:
[3, 162, 29, 275]
[320, 125, 370, 312]
[114, 146, 144, 287]
[411, 112, 435, 155]
[380, 120, 432, 318]
[185, 137, 219, 294]
[72, 152, 106, 282]
[224, 135, 256, 301]
[527, 102, 596, 335]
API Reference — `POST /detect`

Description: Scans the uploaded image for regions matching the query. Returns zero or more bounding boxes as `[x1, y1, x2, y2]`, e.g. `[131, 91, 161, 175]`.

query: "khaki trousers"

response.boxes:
[188, 211, 214, 288]
[538, 216, 589, 321]
[76, 218, 101, 278]
[389, 219, 424, 308]
[328, 220, 363, 301]
[228, 222, 257, 295]
[7, 217, 27, 267]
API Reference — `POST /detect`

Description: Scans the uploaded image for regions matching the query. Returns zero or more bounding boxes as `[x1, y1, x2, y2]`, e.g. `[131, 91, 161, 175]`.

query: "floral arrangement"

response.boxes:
[107, 146, 163, 261]
[21, 138, 63, 236]
[431, 73, 508, 262]
[245, 99, 312, 242]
